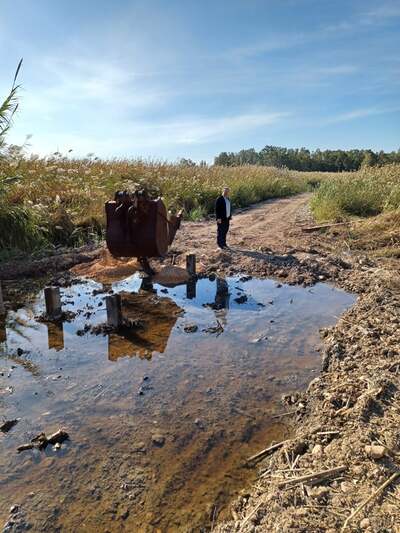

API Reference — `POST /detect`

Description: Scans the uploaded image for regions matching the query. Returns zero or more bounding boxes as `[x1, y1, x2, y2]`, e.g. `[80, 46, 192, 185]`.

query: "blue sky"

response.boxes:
[1, 0, 399, 161]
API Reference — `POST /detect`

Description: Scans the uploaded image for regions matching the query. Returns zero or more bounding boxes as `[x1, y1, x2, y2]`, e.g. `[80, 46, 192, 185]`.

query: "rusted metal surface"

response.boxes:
[105, 190, 182, 258]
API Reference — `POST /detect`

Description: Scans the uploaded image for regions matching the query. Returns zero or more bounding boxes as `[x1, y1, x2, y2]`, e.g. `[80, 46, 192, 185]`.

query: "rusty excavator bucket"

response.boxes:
[105, 190, 183, 268]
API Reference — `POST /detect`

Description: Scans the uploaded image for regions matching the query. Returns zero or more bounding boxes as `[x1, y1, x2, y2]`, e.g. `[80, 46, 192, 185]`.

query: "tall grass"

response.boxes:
[0, 152, 309, 255]
[310, 164, 400, 221]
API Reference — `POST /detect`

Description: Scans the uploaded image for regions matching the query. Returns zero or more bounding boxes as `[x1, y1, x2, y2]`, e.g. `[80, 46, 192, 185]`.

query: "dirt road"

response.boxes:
[176, 192, 314, 255]
[168, 192, 350, 286]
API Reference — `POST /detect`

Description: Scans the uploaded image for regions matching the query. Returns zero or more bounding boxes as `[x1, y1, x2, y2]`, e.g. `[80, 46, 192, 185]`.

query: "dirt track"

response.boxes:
[168, 192, 351, 287]
[176, 192, 314, 255]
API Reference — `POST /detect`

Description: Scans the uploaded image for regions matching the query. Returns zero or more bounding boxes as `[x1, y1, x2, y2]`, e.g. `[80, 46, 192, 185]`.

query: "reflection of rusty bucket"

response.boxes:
[105, 191, 182, 258]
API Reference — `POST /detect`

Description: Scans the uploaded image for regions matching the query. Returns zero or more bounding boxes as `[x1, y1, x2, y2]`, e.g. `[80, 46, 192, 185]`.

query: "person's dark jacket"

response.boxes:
[215, 195, 232, 221]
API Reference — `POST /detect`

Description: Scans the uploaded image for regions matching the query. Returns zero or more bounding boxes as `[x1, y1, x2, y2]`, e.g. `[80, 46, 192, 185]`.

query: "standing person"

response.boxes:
[215, 187, 232, 249]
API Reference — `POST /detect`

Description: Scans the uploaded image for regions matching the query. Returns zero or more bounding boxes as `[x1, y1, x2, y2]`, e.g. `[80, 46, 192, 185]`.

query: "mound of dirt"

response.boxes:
[152, 266, 190, 287]
[71, 248, 140, 283]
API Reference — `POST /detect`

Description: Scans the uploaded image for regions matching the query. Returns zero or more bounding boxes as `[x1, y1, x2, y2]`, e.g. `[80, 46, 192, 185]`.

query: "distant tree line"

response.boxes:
[214, 146, 400, 171]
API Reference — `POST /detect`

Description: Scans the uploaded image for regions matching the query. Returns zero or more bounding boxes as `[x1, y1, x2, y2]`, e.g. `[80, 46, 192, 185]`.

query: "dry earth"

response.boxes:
[2, 194, 400, 532]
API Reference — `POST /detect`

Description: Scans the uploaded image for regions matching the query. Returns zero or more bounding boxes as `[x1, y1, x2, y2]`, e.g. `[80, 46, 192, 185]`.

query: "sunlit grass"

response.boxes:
[310, 164, 400, 221]
[0, 152, 309, 254]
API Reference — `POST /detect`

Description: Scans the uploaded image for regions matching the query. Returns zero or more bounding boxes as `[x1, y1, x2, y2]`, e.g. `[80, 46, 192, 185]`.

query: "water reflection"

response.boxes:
[108, 291, 183, 361]
[46, 321, 64, 351]
[214, 277, 230, 326]
[0, 274, 356, 533]
[0, 318, 6, 344]
[186, 279, 196, 299]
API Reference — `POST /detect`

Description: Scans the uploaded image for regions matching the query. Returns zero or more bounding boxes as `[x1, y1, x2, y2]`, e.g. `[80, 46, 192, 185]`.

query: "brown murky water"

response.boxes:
[0, 275, 355, 532]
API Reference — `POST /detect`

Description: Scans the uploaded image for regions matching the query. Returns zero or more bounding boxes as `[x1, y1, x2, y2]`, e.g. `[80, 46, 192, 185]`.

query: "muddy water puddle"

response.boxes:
[0, 275, 355, 532]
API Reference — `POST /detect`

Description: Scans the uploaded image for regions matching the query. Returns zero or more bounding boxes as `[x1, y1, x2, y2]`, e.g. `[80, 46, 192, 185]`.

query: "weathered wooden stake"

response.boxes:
[186, 254, 196, 277]
[44, 287, 62, 319]
[0, 281, 6, 317]
[106, 294, 123, 328]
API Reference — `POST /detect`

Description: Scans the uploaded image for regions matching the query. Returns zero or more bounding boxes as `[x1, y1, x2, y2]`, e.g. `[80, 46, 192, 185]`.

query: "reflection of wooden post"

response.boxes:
[0, 281, 5, 317]
[0, 319, 6, 344]
[186, 254, 196, 277]
[106, 294, 122, 328]
[186, 279, 197, 299]
[47, 322, 64, 351]
[44, 287, 62, 319]
[216, 277, 228, 294]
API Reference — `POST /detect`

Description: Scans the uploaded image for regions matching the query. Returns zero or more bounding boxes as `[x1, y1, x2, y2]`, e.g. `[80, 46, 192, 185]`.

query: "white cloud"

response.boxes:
[328, 106, 400, 123]
[14, 111, 290, 157]
[24, 56, 165, 114]
[317, 65, 359, 75]
[363, 4, 400, 21]
[227, 33, 309, 59]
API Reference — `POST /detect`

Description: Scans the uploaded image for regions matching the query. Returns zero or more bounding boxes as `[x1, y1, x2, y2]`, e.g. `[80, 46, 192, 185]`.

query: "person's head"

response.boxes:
[222, 187, 230, 198]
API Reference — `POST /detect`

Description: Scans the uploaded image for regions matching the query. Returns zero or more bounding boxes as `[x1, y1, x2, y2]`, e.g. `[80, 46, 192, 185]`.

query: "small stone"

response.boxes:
[151, 434, 165, 447]
[133, 442, 146, 452]
[340, 481, 352, 493]
[120, 510, 129, 520]
[307, 486, 329, 499]
[312, 444, 323, 456]
[9, 505, 19, 514]
[194, 418, 204, 429]
[53, 443, 61, 451]
[360, 518, 370, 529]
[365, 444, 386, 459]
[184, 324, 198, 333]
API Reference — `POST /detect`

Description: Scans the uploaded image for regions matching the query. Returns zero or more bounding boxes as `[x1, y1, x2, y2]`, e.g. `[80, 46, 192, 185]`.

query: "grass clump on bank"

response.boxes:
[0, 153, 309, 256]
[310, 164, 400, 221]
[310, 164, 400, 258]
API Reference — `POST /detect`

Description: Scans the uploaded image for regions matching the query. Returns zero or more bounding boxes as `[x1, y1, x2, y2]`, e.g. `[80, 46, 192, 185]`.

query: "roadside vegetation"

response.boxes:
[1, 146, 399, 259]
[310, 163, 400, 221]
[0, 152, 310, 257]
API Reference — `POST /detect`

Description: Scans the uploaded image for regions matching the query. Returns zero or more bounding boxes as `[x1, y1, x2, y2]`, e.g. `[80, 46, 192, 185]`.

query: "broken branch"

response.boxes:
[278, 465, 347, 488]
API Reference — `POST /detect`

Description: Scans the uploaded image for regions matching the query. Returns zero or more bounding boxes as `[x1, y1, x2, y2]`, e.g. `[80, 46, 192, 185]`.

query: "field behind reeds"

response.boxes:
[0, 151, 399, 258]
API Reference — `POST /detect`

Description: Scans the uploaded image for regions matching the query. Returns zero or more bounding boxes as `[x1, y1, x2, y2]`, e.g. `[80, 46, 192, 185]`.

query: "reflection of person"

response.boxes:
[215, 187, 232, 249]
[214, 278, 230, 326]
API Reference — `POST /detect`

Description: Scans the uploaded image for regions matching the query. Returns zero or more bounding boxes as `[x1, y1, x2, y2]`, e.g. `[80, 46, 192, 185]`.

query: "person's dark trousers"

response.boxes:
[217, 219, 230, 248]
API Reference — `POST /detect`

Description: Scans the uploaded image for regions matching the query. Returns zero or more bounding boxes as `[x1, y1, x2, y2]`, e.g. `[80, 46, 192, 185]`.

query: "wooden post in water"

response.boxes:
[186, 254, 196, 277]
[106, 294, 123, 328]
[44, 287, 62, 319]
[0, 281, 5, 317]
